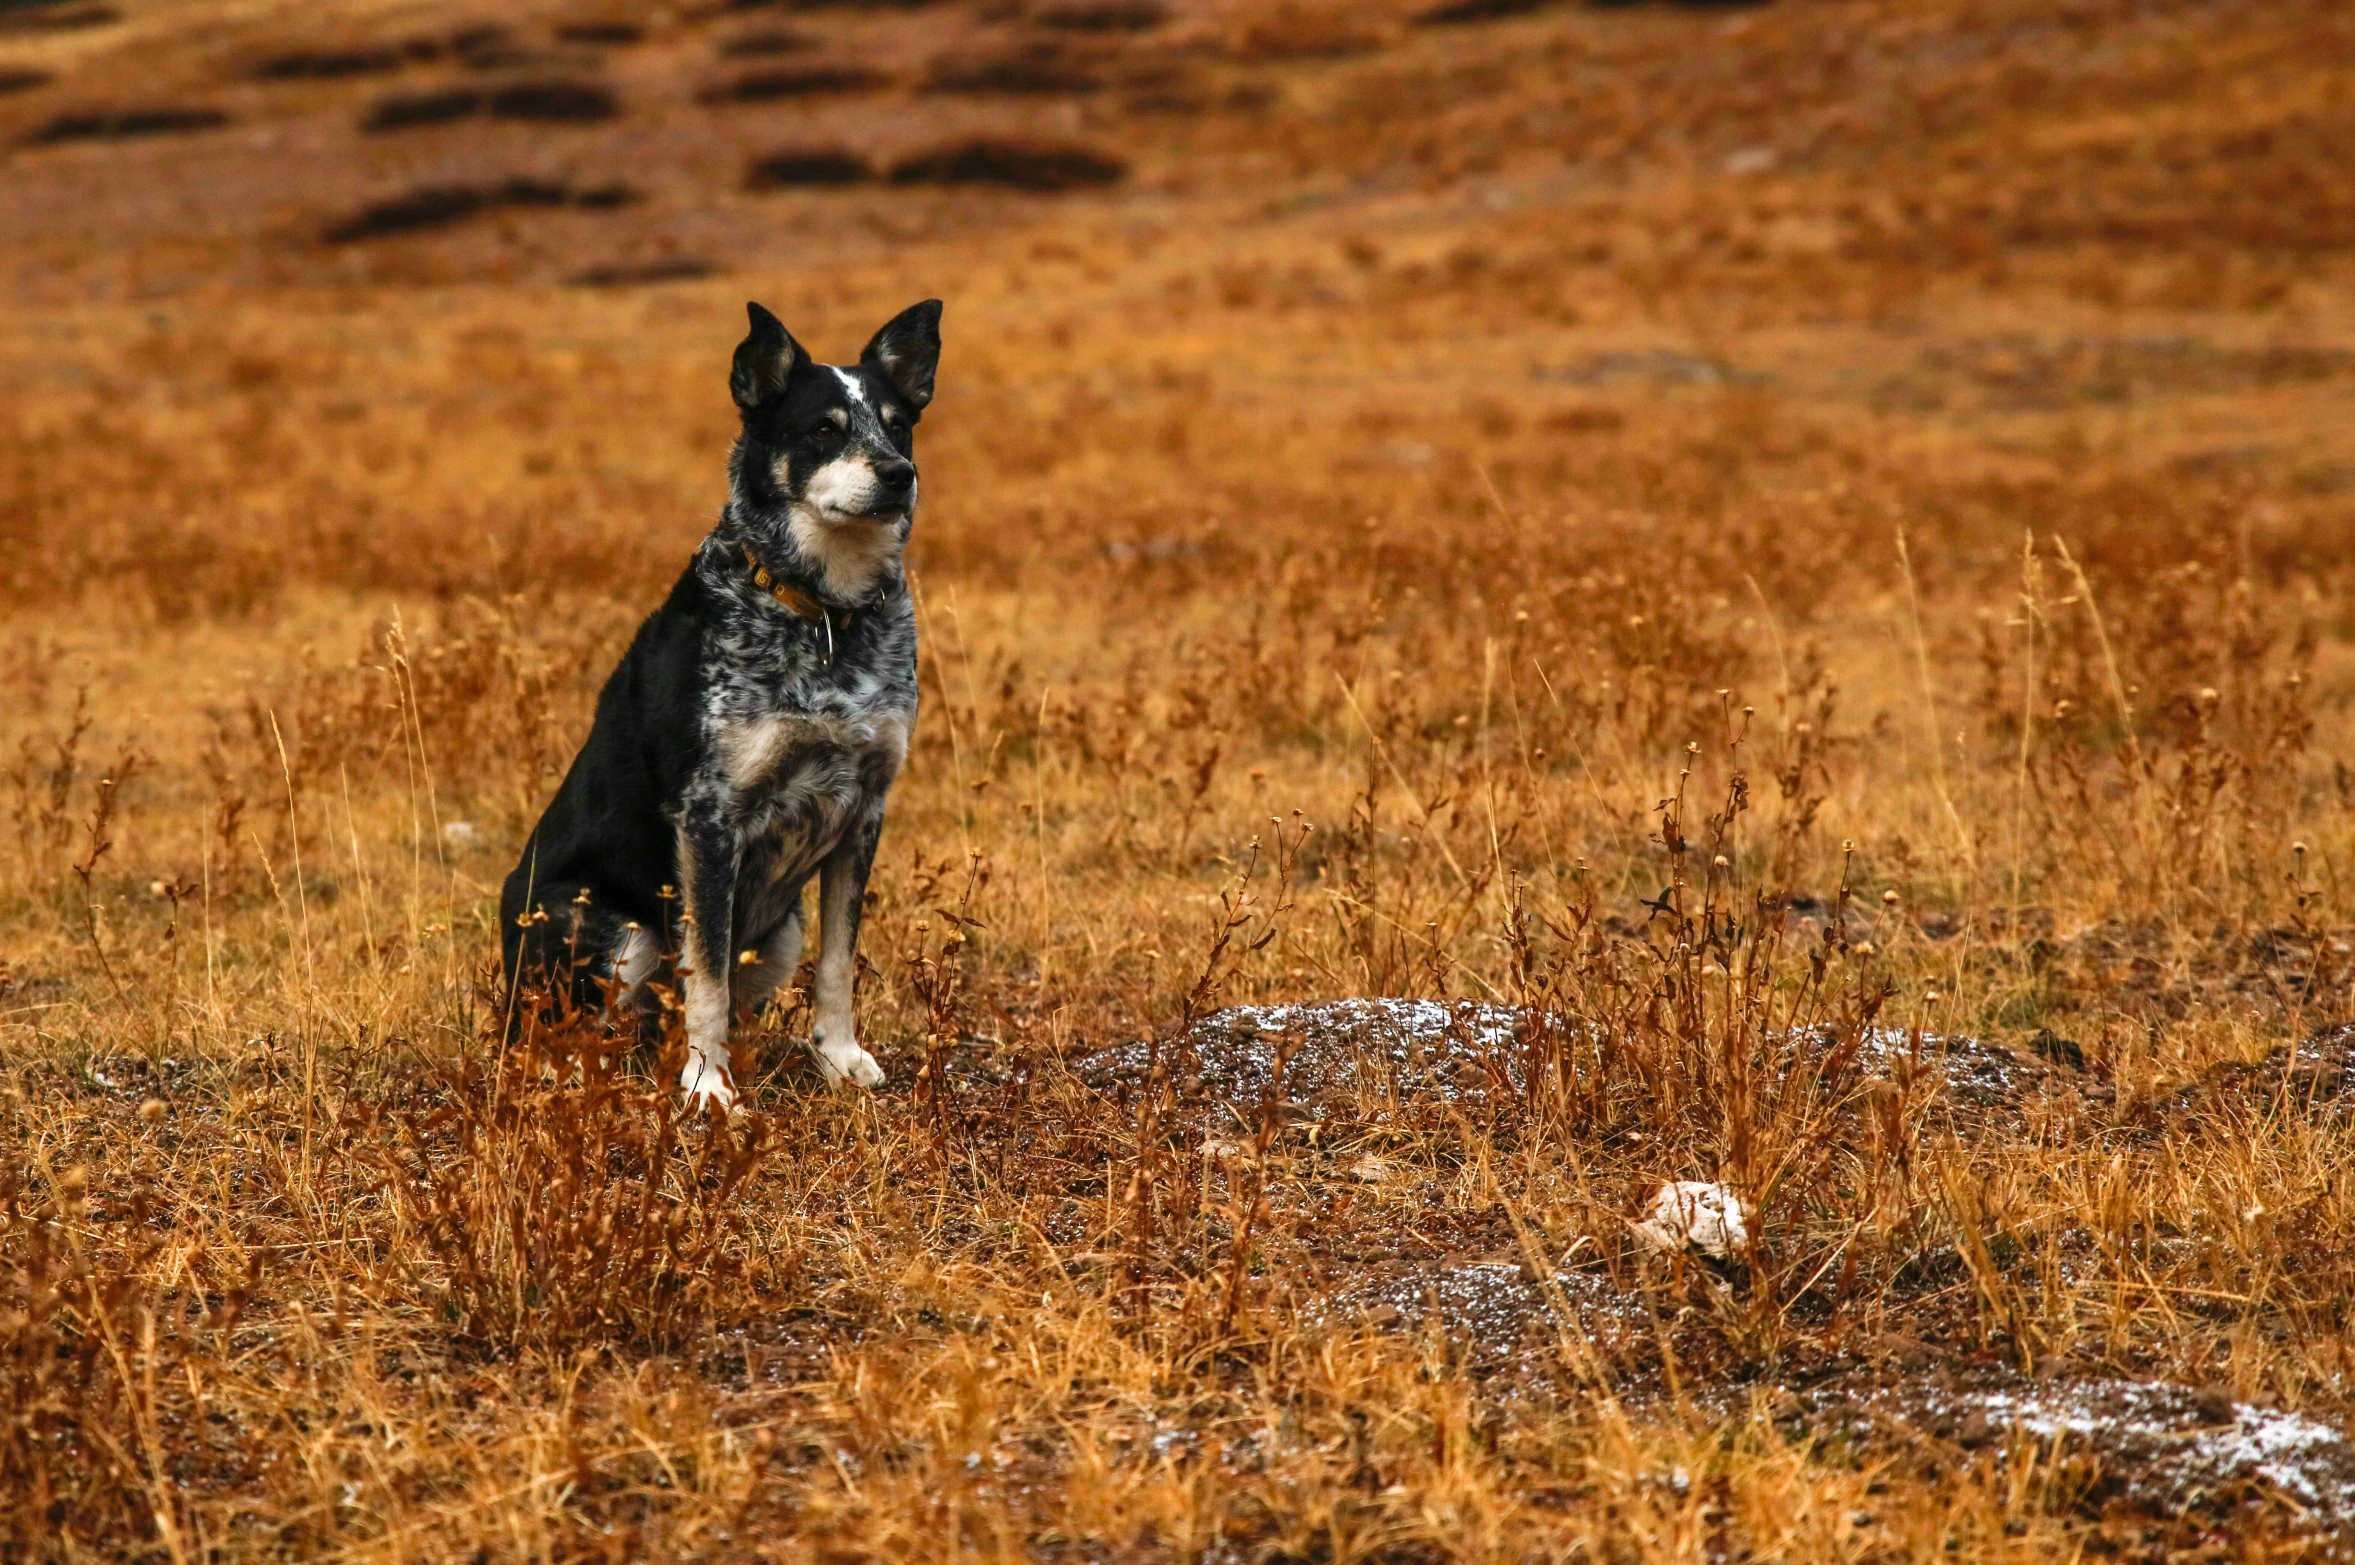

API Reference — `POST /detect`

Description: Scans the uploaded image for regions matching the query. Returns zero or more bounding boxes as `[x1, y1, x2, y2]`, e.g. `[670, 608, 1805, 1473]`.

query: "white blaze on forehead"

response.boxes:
[831, 366, 869, 408]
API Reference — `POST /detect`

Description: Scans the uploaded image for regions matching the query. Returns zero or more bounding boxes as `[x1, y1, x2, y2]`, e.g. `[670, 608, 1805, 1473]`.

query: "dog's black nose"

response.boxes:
[870, 457, 916, 506]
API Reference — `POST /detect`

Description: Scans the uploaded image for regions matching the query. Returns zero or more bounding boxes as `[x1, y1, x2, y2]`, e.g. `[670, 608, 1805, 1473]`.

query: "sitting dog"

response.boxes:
[500, 299, 939, 1111]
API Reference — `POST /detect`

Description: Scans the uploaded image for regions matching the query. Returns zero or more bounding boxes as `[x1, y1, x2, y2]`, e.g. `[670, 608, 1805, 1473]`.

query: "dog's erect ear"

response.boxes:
[731, 301, 803, 412]
[860, 299, 942, 410]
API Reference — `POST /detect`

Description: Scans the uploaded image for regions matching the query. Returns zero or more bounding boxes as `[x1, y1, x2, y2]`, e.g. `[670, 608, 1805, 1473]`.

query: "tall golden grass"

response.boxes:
[2, 0, 2353, 1558]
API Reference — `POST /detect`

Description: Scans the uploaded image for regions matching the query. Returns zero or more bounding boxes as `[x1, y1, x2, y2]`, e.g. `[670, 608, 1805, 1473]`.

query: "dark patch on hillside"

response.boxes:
[450, 24, 528, 69]
[249, 46, 405, 80]
[25, 105, 230, 143]
[322, 178, 633, 242]
[486, 79, 619, 122]
[1032, 0, 1167, 31]
[363, 88, 479, 131]
[888, 137, 1125, 191]
[746, 146, 872, 188]
[926, 45, 1102, 95]
[1417, 0, 1553, 22]
[569, 257, 718, 287]
[0, 1, 119, 34]
[363, 79, 618, 132]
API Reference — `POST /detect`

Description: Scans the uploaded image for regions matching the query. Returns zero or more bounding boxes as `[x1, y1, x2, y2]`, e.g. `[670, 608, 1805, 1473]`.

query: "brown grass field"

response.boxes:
[4, 0, 2355, 1558]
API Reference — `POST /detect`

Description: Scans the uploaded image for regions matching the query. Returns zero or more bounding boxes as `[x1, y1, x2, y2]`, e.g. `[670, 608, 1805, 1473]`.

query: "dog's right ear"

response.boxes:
[730, 302, 803, 412]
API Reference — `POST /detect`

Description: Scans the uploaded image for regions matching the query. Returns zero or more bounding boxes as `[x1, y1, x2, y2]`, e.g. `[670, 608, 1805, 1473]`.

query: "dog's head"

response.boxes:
[727, 299, 941, 537]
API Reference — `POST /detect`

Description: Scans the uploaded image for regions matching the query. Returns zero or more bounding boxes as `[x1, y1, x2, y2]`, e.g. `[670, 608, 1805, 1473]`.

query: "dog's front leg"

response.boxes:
[810, 810, 886, 1088]
[676, 808, 742, 1112]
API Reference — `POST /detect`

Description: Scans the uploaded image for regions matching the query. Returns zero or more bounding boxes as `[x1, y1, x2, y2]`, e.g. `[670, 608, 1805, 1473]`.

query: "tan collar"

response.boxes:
[740, 542, 856, 653]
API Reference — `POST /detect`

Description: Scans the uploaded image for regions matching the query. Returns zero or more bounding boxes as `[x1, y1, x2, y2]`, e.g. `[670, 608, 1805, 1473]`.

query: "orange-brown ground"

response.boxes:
[4, 0, 2355, 1559]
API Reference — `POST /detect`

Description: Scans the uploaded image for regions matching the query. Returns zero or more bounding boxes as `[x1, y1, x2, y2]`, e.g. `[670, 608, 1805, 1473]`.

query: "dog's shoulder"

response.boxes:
[585, 551, 703, 702]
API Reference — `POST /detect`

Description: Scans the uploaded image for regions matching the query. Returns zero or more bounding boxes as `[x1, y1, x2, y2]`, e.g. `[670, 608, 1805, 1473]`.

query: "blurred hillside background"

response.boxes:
[4, 0, 2350, 612]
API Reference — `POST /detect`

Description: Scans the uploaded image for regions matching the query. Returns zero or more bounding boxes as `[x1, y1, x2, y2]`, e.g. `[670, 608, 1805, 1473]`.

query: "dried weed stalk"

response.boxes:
[346, 1002, 770, 1356]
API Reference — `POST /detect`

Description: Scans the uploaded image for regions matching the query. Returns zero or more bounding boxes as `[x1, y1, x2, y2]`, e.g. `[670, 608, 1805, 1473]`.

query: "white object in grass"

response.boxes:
[1635, 1181, 1749, 1260]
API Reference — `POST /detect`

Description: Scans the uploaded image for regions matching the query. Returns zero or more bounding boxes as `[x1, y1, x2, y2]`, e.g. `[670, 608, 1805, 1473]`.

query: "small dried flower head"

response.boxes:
[139, 1098, 167, 1124]
[1853, 941, 1875, 955]
[1713, 855, 1730, 868]
[2294, 841, 2308, 855]
[2198, 687, 2219, 705]
[1882, 889, 1900, 905]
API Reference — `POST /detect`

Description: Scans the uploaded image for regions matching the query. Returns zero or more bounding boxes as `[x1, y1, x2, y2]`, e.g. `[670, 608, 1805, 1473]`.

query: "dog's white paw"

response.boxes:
[814, 1038, 885, 1089]
[679, 1051, 739, 1114]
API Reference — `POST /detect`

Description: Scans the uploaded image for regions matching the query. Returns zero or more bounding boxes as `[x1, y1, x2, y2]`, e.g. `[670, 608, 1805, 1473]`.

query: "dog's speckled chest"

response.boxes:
[692, 558, 917, 909]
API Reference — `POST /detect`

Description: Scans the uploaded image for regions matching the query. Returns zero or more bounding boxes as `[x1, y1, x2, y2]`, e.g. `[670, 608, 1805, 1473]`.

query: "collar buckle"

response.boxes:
[739, 541, 853, 660]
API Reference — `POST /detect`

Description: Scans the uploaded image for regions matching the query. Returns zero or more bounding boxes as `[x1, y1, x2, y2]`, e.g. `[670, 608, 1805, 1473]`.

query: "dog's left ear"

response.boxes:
[861, 299, 942, 411]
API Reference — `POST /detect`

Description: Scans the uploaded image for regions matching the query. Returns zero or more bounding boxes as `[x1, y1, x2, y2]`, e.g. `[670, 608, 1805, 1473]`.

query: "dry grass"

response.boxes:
[2, 0, 2354, 1559]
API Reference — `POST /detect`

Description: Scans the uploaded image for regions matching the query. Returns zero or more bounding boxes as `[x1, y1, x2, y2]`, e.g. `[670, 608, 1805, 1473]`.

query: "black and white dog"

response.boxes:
[500, 299, 939, 1111]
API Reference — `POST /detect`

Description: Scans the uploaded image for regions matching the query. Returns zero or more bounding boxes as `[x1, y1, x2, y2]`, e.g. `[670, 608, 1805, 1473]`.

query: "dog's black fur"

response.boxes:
[500, 299, 940, 1108]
